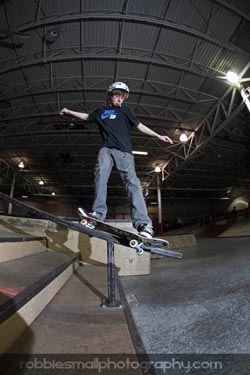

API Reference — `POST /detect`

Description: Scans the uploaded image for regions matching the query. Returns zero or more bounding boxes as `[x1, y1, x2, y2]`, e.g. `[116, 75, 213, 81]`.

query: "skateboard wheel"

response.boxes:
[136, 248, 144, 256]
[129, 239, 138, 248]
[80, 219, 88, 226]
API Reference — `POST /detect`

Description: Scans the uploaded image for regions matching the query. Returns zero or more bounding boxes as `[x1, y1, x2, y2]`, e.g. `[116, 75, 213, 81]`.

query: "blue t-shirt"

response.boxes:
[89, 105, 140, 154]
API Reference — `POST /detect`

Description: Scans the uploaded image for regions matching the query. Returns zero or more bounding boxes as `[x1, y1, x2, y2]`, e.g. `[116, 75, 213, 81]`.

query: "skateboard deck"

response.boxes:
[77, 209, 183, 259]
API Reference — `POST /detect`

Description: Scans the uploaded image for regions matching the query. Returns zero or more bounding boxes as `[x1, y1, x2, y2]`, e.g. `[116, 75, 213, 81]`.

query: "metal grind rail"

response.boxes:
[0, 192, 182, 308]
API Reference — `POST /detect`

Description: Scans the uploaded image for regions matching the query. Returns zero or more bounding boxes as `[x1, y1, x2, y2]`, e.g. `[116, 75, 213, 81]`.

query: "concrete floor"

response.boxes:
[120, 237, 250, 374]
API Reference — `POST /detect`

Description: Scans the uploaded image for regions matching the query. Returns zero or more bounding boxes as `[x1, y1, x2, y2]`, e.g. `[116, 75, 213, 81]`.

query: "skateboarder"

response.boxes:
[59, 82, 173, 238]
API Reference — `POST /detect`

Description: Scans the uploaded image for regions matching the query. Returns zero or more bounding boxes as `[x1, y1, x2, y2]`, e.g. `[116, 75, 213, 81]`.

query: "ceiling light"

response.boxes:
[18, 161, 25, 169]
[179, 133, 188, 142]
[51, 192, 56, 196]
[39, 180, 44, 185]
[226, 71, 239, 84]
[132, 151, 148, 155]
[154, 166, 161, 173]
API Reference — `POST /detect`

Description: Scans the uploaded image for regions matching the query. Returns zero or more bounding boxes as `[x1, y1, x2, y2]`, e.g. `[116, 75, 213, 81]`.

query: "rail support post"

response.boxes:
[101, 241, 122, 308]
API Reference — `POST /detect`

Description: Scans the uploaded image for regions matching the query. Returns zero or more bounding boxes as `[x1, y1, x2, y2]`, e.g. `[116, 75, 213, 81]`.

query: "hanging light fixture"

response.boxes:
[179, 133, 188, 142]
[226, 71, 240, 84]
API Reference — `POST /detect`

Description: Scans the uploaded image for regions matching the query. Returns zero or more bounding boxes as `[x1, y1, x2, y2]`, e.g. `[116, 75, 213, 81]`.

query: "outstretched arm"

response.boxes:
[137, 123, 173, 144]
[59, 108, 89, 121]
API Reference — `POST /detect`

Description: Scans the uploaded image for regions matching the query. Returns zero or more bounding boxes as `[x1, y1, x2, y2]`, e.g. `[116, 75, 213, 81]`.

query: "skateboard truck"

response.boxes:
[80, 218, 90, 226]
[129, 239, 144, 255]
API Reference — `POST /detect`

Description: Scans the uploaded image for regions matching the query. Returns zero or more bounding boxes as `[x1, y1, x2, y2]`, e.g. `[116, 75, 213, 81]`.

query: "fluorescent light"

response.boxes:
[132, 151, 148, 155]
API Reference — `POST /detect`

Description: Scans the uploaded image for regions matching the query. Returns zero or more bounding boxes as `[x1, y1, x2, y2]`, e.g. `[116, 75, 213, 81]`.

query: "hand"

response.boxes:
[59, 108, 70, 116]
[159, 135, 173, 144]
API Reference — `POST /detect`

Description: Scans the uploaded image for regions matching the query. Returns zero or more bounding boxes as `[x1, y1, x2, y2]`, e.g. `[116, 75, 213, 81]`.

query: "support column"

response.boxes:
[8, 175, 15, 215]
[100, 241, 121, 308]
[156, 173, 163, 234]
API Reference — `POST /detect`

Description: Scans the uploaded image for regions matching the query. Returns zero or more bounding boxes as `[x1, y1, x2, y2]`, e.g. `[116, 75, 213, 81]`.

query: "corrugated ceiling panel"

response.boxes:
[53, 60, 83, 78]
[194, 42, 225, 68]
[22, 65, 50, 83]
[81, 60, 116, 77]
[122, 23, 159, 51]
[81, 20, 119, 48]
[194, 40, 250, 74]
[164, 0, 209, 32]
[16, 32, 43, 60]
[156, 29, 197, 59]
[225, 0, 250, 14]
[163, 0, 240, 42]
[147, 66, 182, 86]
[1, 70, 25, 88]
[0, 47, 17, 67]
[43, 20, 120, 53]
[180, 73, 206, 91]
[59, 90, 84, 105]
[232, 20, 250, 54]
[116, 61, 149, 80]
[37, 0, 80, 17]
[80, 0, 125, 12]
[54, 23, 81, 50]
[207, 5, 242, 41]
[200, 77, 234, 99]
[128, 0, 169, 18]
[5, 0, 37, 28]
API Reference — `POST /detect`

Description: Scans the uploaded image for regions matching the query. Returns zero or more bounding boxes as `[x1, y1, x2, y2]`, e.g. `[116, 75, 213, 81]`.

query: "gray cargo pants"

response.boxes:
[92, 147, 152, 229]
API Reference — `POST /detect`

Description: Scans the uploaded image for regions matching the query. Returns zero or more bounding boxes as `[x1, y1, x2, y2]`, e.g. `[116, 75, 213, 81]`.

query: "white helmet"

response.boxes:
[107, 82, 129, 94]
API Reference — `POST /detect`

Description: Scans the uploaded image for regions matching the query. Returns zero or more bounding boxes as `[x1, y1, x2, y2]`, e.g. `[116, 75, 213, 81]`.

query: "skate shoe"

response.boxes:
[137, 223, 154, 239]
[77, 207, 100, 229]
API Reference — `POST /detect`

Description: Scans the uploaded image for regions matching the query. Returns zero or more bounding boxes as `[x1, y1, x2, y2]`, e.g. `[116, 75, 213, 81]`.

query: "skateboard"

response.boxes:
[77, 209, 182, 259]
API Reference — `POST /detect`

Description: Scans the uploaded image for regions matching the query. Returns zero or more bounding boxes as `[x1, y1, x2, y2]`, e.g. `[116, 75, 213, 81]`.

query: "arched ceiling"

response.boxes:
[0, 0, 250, 205]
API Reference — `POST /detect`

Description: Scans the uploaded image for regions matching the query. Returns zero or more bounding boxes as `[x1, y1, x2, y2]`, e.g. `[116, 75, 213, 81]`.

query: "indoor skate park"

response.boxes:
[1, 1, 250, 374]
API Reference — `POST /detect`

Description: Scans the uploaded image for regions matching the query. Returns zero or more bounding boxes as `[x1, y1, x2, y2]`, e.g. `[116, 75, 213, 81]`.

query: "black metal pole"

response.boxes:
[100, 241, 121, 308]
